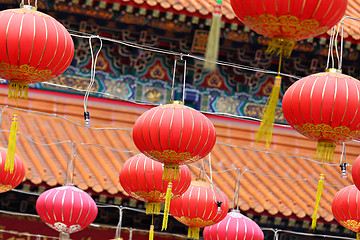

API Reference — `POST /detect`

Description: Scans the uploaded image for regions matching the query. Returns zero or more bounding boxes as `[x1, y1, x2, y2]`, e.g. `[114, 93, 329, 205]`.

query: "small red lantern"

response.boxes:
[0, 147, 25, 193]
[169, 179, 229, 239]
[203, 210, 264, 240]
[332, 185, 360, 239]
[0, 5, 74, 98]
[119, 154, 191, 213]
[282, 69, 360, 161]
[36, 185, 98, 240]
[133, 101, 216, 229]
[230, 0, 347, 56]
[352, 155, 360, 191]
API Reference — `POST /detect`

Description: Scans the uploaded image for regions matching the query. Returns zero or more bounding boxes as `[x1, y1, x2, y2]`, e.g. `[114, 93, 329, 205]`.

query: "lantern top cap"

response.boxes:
[169, 100, 184, 105]
[325, 68, 342, 73]
[20, 4, 37, 10]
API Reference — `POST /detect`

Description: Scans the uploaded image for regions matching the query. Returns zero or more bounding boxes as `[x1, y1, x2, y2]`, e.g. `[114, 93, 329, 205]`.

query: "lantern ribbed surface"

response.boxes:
[0, 147, 25, 193]
[133, 102, 216, 166]
[0, 7, 74, 84]
[332, 185, 360, 236]
[203, 210, 264, 240]
[282, 71, 360, 144]
[36, 185, 98, 236]
[169, 180, 229, 239]
[119, 154, 191, 203]
[230, 0, 347, 42]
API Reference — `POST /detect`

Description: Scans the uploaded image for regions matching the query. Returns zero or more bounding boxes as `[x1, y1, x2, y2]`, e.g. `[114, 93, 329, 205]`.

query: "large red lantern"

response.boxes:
[169, 180, 229, 239]
[119, 154, 191, 213]
[0, 5, 74, 99]
[282, 69, 360, 230]
[282, 69, 360, 161]
[0, 147, 25, 193]
[332, 185, 360, 239]
[230, 0, 347, 56]
[203, 210, 264, 240]
[133, 101, 216, 229]
[36, 185, 98, 240]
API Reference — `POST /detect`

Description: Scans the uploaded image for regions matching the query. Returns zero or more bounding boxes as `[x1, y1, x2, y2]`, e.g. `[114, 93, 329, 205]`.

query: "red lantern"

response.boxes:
[119, 154, 191, 214]
[133, 101, 216, 229]
[230, 0, 347, 56]
[203, 210, 264, 240]
[0, 5, 74, 99]
[0, 147, 25, 193]
[332, 185, 360, 239]
[169, 180, 229, 239]
[282, 69, 360, 161]
[36, 185, 98, 240]
[352, 156, 360, 191]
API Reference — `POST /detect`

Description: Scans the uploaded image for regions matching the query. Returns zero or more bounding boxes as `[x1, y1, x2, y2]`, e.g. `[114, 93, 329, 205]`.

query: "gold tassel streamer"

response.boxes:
[59, 232, 70, 240]
[5, 114, 18, 173]
[357, 232, 360, 240]
[149, 225, 154, 240]
[203, 0, 222, 71]
[187, 227, 200, 239]
[146, 202, 161, 215]
[163, 165, 180, 181]
[315, 141, 335, 162]
[255, 76, 281, 148]
[8, 82, 29, 100]
[310, 173, 325, 230]
[161, 182, 173, 231]
[266, 38, 294, 57]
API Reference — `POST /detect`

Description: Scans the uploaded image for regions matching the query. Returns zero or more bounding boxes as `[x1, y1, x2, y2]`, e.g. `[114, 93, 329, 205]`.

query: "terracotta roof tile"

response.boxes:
[0, 86, 356, 222]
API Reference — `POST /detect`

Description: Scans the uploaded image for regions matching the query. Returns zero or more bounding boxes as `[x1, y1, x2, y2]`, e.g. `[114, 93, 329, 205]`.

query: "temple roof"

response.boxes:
[1, 85, 355, 223]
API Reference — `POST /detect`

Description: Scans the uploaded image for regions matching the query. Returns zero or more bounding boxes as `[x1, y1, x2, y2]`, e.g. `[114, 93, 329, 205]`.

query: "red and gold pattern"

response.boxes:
[133, 102, 216, 168]
[282, 70, 360, 162]
[332, 185, 360, 238]
[170, 180, 229, 240]
[119, 154, 191, 213]
[0, 147, 25, 193]
[230, 0, 347, 55]
[0, 5, 74, 99]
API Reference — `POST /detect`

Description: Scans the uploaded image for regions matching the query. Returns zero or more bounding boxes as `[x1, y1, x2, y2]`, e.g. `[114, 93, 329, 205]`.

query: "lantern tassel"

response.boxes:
[203, 0, 222, 71]
[187, 227, 200, 239]
[5, 114, 18, 173]
[266, 38, 294, 58]
[357, 233, 360, 240]
[149, 225, 154, 240]
[315, 141, 335, 162]
[59, 232, 70, 240]
[8, 82, 29, 100]
[310, 173, 325, 230]
[161, 182, 173, 231]
[163, 165, 180, 181]
[146, 202, 161, 215]
[255, 76, 281, 147]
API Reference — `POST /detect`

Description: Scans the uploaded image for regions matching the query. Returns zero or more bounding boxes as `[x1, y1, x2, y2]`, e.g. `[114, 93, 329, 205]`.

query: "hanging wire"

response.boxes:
[232, 168, 246, 210]
[181, 57, 187, 103]
[339, 22, 344, 70]
[115, 206, 123, 239]
[326, 27, 335, 69]
[65, 141, 76, 185]
[170, 59, 177, 101]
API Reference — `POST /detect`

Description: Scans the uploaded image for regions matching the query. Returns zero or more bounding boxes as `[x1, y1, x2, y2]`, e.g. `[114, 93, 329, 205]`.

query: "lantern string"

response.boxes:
[326, 27, 335, 70]
[65, 141, 76, 185]
[170, 59, 177, 102]
[84, 35, 103, 127]
[115, 206, 123, 239]
[181, 57, 187, 103]
[340, 22, 344, 70]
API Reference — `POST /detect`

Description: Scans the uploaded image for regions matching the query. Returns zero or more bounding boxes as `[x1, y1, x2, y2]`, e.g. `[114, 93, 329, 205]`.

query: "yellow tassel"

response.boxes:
[7, 82, 29, 100]
[203, 0, 222, 71]
[146, 202, 161, 215]
[163, 165, 180, 181]
[315, 141, 335, 162]
[357, 232, 360, 240]
[5, 114, 18, 173]
[310, 173, 325, 230]
[187, 227, 200, 239]
[149, 225, 154, 240]
[161, 182, 173, 231]
[255, 76, 281, 148]
[59, 232, 70, 240]
[266, 38, 295, 57]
